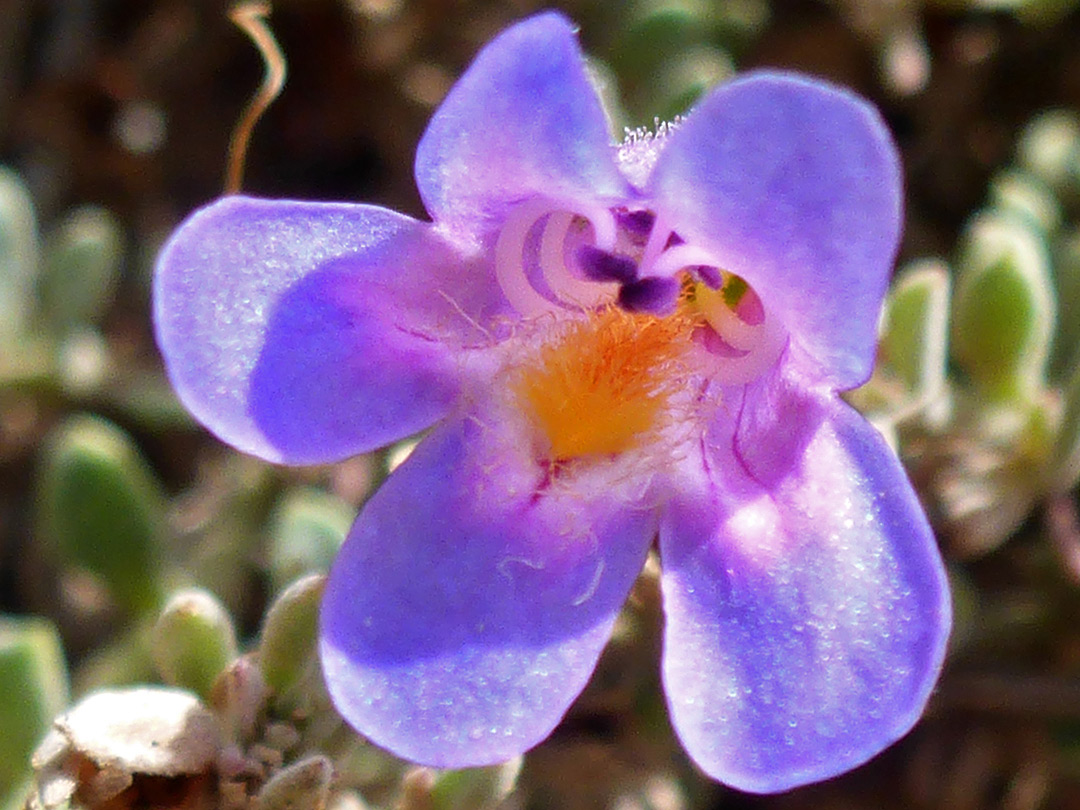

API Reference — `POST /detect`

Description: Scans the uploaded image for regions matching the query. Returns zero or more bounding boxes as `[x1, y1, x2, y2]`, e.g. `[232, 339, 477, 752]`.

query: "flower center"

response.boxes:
[494, 197, 789, 388]
[511, 306, 693, 463]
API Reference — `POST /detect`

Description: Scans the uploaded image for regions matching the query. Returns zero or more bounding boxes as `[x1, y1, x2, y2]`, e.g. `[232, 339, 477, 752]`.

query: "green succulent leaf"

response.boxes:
[951, 211, 1055, 402]
[0, 616, 68, 796]
[258, 574, 324, 698]
[1050, 229, 1080, 379]
[253, 756, 333, 810]
[1052, 363, 1080, 486]
[429, 759, 523, 810]
[879, 258, 952, 402]
[988, 168, 1062, 235]
[266, 488, 354, 596]
[1016, 108, 1080, 194]
[152, 589, 238, 701]
[0, 167, 39, 342]
[36, 415, 167, 615]
[40, 205, 123, 332]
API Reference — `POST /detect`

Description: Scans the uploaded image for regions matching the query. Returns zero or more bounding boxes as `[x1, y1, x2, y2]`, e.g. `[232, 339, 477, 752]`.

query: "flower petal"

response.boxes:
[154, 196, 484, 464]
[658, 390, 949, 793]
[415, 12, 631, 240]
[650, 72, 902, 389]
[320, 413, 656, 766]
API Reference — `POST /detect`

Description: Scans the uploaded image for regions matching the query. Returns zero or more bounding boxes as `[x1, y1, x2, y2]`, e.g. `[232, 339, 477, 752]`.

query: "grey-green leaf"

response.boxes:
[0, 616, 68, 796]
[988, 168, 1062, 235]
[258, 574, 324, 698]
[1050, 229, 1080, 379]
[951, 211, 1055, 402]
[266, 488, 353, 596]
[253, 756, 333, 810]
[879, 258, 951, 402]
[0, 167, 39, 341]
[152, 589, 238, 701]
[429, 759, 523, 810]
[40, 205, 123, 331]
[36, 415, 167, 615]
[1016, 109, 1080, 195]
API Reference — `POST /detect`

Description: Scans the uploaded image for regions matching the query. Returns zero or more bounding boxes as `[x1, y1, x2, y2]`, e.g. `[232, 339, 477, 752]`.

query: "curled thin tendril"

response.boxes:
[225, 2, 287, 195]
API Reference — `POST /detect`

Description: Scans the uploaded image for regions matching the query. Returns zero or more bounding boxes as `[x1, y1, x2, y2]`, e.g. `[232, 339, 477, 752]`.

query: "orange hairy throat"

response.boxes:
[512, 306, 694, 463]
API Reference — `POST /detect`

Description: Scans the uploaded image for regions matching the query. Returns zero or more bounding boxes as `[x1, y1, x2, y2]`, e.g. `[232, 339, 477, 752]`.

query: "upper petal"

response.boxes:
[650, 72, 902, 389]
[415, 12, 632, 241]
[154, 196, 488, 464]
[658, 390, 949, 793]
[320, 411, 656, 766]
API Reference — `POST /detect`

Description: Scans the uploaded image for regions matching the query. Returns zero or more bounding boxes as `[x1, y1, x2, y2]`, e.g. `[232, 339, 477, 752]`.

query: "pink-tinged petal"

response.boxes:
[650, 72, 902, 389]
[154, 196, 488, 464]
[415, 12, 631, 241]
[659, 390, 949, 793]
[320, 413, 656, 766]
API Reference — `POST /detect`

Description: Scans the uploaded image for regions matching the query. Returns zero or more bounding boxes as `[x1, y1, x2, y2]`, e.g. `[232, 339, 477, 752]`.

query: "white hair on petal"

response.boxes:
[616, 117, 683, 189]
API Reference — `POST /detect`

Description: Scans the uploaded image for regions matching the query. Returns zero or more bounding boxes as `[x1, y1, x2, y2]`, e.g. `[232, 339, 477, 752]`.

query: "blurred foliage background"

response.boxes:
[4, 0, 1080, 808]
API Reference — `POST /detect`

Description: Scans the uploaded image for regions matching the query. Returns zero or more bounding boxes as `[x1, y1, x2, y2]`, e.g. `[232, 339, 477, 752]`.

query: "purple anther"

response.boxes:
[614, 208, 656, 239]
[618, 276, 680, 315]
[693, 265, 723, 288]
[577, 245, 639, 284]
[664, 232, 685, 249]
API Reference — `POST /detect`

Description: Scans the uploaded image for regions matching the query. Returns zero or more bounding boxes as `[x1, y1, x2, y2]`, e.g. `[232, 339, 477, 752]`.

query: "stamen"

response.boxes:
[646, 241, 769, 350]
[639, 211, 672, 272]
[693, 265, 723, 289]
[694, 282, 760, 351]
[493, 197, 620, 316]
[649, 244, 721, 279]
[688, 281, 788, 384]
[657, 246, 788, 384]
[702, 322, 787, 383]
[614, 208, 655, 241]
[695, 326, 751, 358]
[494, 199, 561, 317]
[578, 245, 638, 284]
[539, 210, 618, 308]
[619, 277, 680, 315]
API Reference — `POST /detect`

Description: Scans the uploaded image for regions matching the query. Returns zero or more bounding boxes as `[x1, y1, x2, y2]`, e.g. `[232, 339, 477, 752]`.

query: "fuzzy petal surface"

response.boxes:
[651, 72, 902, 389]
[415, 11, 631, 241]
[659, 388, 950, 793]
[154, 196, 486, 464]
[321, 413, 656, 766]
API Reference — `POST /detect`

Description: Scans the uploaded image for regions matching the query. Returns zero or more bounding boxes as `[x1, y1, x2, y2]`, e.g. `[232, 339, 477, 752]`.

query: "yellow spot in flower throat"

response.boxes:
[513, 306, 691, 463]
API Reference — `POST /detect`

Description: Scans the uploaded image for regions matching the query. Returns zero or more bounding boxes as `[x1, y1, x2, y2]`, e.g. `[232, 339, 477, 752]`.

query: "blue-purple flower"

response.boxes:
[154, 12, 950, 793]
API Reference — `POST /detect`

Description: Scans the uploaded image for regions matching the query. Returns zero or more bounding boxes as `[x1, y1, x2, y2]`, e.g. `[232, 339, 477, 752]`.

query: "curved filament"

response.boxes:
[494, 197, 620, 317]
[651, 243, 789, 384]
